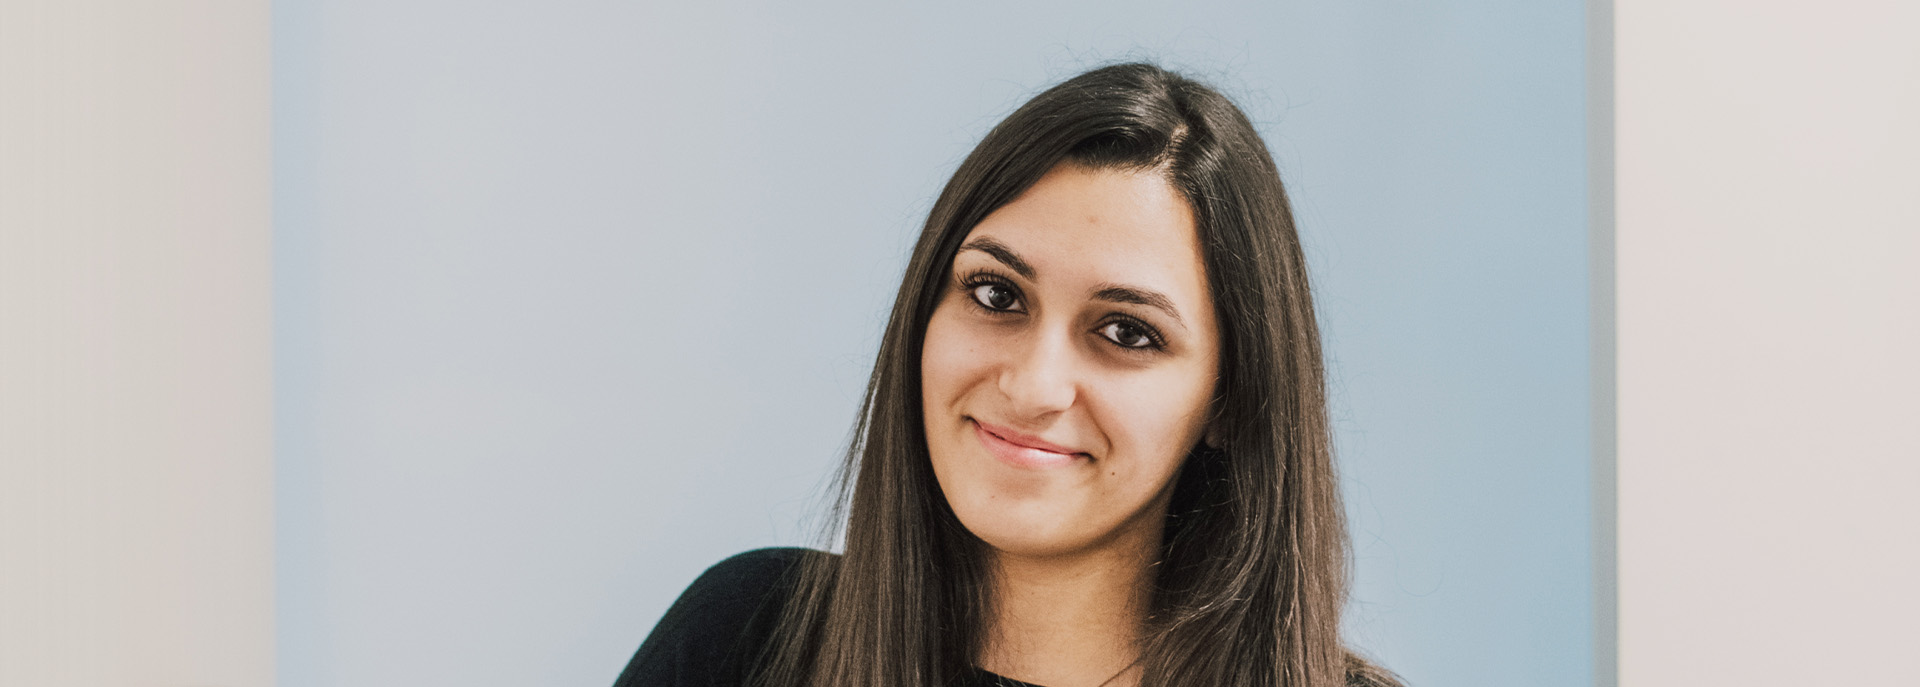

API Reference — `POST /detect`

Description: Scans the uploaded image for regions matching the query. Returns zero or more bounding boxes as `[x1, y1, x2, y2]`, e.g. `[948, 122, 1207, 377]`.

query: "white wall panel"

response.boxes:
[1614, 2, 1920, 684]
[0, 2, 274, 685]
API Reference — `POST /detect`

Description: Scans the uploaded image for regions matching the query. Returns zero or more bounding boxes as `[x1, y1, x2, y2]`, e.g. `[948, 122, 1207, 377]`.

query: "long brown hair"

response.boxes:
[754, 62, 1399, 687]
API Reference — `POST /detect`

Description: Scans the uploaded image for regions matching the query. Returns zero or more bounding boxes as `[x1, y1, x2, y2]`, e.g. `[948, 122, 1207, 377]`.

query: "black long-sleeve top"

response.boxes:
[614, 548, 1042, 687]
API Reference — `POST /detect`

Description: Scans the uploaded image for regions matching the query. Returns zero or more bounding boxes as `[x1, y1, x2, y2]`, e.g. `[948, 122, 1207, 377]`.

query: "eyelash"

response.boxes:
[953, 268, 1169, 352]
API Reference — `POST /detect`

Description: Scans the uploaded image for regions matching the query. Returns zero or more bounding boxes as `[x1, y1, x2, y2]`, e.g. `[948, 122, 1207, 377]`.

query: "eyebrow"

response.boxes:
[957, 237, 1035, 280]
[1093, 284, 1187, 331]
[958, 237, 1188, 331]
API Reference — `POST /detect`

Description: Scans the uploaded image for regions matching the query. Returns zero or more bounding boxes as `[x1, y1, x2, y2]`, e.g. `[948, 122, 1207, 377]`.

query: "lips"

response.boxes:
[970, 419, 1087, 469]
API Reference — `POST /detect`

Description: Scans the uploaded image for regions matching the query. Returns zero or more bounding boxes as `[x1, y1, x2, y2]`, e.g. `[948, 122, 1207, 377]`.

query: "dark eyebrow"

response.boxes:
[956, 237, 1035, 280]
[1093, 284, 1187, 331]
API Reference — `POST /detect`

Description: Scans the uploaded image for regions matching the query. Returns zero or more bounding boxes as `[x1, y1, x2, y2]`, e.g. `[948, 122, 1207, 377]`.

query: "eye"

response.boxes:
[969, 282, 1023, 312]
[1099, 319, 1162, 350]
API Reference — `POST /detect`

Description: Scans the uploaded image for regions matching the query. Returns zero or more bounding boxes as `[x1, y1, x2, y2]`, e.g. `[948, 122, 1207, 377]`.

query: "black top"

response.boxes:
[615, 547, 1043, 687]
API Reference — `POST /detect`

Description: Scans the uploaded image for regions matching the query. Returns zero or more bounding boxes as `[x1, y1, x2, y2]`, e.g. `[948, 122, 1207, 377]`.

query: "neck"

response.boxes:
[977, 528, 1160, 687]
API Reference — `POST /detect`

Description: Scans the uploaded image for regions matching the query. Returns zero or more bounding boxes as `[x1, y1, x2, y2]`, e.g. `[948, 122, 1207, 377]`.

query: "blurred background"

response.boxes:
[272, 2, 1590, 686]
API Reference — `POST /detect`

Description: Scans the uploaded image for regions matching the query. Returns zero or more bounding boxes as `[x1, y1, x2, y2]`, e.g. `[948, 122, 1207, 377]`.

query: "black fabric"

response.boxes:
[615, 547, 1043, 687]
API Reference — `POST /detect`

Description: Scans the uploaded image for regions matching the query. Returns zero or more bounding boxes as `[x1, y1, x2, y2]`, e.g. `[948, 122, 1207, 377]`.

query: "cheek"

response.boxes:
[1098, 367, 1215, 479]
[921, 305, 1008, 522]
[920, 304, 989, 414]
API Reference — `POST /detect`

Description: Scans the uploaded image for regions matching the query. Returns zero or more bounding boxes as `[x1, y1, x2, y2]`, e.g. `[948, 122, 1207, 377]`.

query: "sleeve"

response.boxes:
[613, 548, 811, 687]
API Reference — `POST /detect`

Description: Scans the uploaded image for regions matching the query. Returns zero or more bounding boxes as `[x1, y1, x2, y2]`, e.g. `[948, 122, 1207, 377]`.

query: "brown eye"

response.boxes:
[1099, 320, 1158, 349]
[971, 283, 1021, 312]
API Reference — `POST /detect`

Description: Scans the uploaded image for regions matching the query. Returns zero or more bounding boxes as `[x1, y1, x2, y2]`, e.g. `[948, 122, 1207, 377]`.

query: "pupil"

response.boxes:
[989, 287, 1010, 308]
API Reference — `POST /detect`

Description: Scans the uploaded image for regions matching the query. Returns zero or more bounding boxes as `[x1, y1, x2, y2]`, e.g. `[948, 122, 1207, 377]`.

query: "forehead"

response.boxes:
[963, 164, 1206, 291]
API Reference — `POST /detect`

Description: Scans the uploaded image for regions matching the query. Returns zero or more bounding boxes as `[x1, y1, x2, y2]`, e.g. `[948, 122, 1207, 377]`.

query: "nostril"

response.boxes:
[997, 366, 1076, 417]
[991, 328, 1082, 417]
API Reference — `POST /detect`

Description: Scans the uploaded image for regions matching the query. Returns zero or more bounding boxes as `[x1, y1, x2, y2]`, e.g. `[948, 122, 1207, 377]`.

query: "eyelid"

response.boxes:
[956, 268, 1025, 313]
[1098, 314, 1169, 351]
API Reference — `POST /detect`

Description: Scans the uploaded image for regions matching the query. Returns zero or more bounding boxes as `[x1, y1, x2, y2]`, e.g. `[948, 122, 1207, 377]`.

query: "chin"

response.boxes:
[971, 520, 1081, 558]
[938, 485, 1074, 555]
[952, 493, 1159, 562]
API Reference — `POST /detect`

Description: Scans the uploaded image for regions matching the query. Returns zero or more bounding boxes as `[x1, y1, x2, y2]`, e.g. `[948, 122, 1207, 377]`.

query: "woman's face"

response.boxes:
[921, 162, 1220, 561]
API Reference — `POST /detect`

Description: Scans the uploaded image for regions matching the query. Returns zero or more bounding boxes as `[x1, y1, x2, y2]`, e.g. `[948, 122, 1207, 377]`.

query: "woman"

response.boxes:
[618, 62, 1400, 687]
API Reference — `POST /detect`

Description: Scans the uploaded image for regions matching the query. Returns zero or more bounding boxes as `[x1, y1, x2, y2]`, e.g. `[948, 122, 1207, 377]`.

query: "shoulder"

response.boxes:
[615, 548, 833, 687]
[695, 547, 819, 599]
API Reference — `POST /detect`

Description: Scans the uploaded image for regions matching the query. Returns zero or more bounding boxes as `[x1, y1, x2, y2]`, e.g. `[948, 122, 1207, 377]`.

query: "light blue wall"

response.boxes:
[274, 2, 1590, 685]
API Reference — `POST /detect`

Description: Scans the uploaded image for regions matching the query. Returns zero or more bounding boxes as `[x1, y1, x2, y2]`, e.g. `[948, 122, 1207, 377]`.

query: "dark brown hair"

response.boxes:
[754, 62, 1399, 687]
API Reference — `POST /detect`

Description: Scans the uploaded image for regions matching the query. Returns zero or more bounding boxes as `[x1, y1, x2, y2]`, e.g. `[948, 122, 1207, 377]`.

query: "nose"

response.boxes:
[996, 325, 1079, 422]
